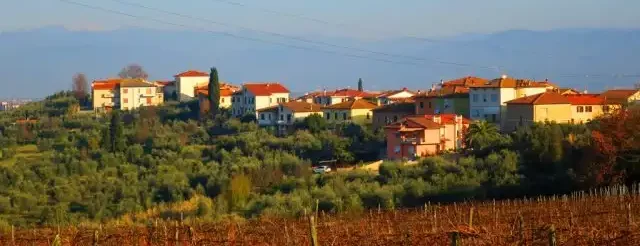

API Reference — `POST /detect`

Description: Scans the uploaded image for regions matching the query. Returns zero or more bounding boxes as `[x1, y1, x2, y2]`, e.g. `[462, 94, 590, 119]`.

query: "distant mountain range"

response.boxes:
[1, 27, 639, 98]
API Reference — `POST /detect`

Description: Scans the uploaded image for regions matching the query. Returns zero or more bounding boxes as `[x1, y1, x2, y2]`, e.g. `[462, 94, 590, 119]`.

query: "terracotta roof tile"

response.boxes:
[92, 79, 122, 90]
[564, 94, 605, 105]
[322, 88, 374, 98]
[196, 87, 235, 97]
[281, 101, 323, 113]
[441, 76, 488, 87]
[174, 70, 209, 77]
[120, 79, 157, 88]
[243, 83, 290, 96]
[505, 92, 570, 105]
[599, 89, 639, 104]
[377, 88, 415, 98]
[322, 99, 377, 110]
[470, 77, 553, 89]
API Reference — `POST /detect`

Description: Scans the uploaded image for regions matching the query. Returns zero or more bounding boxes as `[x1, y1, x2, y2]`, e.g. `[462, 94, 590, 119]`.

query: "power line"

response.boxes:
[107, 0, 499, 71]
[56, 0, 425, 67]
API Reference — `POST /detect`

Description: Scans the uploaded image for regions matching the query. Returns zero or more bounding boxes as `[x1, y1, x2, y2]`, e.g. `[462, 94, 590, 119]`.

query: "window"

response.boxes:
[123, 89, 128, 94]
[334, 112, 338, 119]
[280, 115, 284, 121]
[343, 113, 347, 120]
[287, 114, 292, 122]
[146, 98, 152, 104]
[428, 101, 432, 108]
[260, 114, 265, 120]
[384, 116, 389, 123]
[603, 105, 610, 113]
[473, 110, 481, 117]
[577, 106, 584, 113]
[221, 98, 225, 103]
[483, 94, 487, 102]
[419, 102, 424, 109]
[393, 116, 398, 122]
[326, 113, 330, 120]
[366, 113, 370, 119]
[124, 98, 128, 103]
[472, 94, 478, 102]
[394, 146, 400, 154]
[586, 106, 592, 112]
[268, 114, 271, 120]
[490, 94, 498, 102]
[146, 88, 152, 94]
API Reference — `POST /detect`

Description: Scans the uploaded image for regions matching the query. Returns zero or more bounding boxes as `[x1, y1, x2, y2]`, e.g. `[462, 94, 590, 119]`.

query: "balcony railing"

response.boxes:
[402, 137, 423, 144]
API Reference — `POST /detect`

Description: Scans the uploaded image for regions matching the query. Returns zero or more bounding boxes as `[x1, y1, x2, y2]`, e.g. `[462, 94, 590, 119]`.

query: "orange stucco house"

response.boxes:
[384, 114, 470, 160]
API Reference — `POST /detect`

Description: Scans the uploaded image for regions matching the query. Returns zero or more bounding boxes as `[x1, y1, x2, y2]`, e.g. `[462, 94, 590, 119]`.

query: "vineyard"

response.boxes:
[2, 190, 640, 245]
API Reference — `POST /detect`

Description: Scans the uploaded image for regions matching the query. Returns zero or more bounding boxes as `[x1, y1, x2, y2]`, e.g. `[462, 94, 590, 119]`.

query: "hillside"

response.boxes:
[1, 27, 639, 98]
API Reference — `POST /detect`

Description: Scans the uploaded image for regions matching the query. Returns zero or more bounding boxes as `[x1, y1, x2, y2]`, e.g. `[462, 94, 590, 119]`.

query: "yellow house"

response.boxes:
[322, 99, 377, 125]
[564, 94, 606, 124]
[599, 89, 640, 111]
[92, 79, 121, 112]
[504, 92, 572, 132]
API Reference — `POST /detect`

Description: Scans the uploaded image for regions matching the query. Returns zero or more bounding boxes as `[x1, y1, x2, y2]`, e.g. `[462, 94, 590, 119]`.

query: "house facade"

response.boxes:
[313, 89, 374, 106]
[469, 76, 555, 127]
[599, 89, 640, 111]
[119, 79, 164, 110]
[385, 114, 469, 160]
[371, 101, 415, 130]
[414, 86, 471, 117]
[257, 101, 323, 135]
[174, 70, 209, 102]
[322, 99, 377, 125]
[231, 83, 290, 117]
[564, 94, 606, 123]
[503, 92, 572, 131]
[92, 79, 121, 112]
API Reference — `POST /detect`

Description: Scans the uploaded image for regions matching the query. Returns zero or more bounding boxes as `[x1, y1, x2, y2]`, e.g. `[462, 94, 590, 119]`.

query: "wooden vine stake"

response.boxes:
[450, 232, 460, 246]
[628, 203, 632, 227]
[175, 221, 179, 246]
[308, 215, 319, 246]
[518, 213, 524, 245]
[93, 230, 99, 246]
[52, 234, 62, 246]
[468, 207, 474, 229]
[548, 225, 556, 246]
[11, 225, 15, 246]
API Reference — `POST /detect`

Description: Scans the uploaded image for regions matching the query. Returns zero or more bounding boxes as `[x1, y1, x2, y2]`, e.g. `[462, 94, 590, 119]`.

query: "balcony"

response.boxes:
[401, 137, 423, 144]
[102, 93, 117, 98]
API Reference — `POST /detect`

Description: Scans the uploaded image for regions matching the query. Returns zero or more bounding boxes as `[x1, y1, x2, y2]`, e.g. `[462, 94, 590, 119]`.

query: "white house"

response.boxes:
[469, 75, 555, 127]
[232, 82, 290, 117]
[174, 70, 209, 102]
[375, 88, 415, 105]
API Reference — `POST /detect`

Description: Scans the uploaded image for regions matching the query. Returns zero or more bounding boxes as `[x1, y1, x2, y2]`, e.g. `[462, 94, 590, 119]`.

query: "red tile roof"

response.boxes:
[414, 86, 469, 98]
[505, 92, 570, 105]
[281, 101, 324, 113]
[441, 76, 488, 87]
[599, 89, 639, 104]
[174, 70, 209, 77]
[470, 77, 554, 89]
[385, 114, 470, 129]
[319, 88, 374, 98]
[322, 99, 377, 110]
[243, 83, 290, 96]
[564, 94, 605, 105]
[92, 79, 121, 90]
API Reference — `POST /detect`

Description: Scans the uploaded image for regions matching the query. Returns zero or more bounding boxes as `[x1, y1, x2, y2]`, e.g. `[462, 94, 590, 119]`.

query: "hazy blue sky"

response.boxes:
[2, 0, 640, 38]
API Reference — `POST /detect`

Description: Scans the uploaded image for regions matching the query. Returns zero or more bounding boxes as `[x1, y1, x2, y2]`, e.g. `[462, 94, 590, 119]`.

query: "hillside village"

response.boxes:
[90, 69, 640, 160]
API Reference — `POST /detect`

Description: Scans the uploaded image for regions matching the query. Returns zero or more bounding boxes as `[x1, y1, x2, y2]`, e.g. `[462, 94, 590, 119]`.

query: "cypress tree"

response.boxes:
[208, 67, 220, 119]
[109, 111, 125, 153]
[358, 78, 363, 92]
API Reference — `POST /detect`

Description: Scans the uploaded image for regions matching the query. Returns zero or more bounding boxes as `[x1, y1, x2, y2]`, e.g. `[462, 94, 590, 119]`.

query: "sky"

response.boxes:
[2, 0, 640, 38]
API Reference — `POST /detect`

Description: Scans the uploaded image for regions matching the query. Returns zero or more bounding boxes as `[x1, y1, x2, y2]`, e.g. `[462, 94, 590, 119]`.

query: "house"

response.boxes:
[119, 79, 164, 110]
[295, 91, 324, 103]
[371, 101, 416, 130]
[313, 89, 374, 106]
[257, 101, 323, 135]
[469, 75, 557, 127]
[374, 88, 415, 105]
[174, 70, 209, 101]
[231, 82, 290, 117]
[156, 80, 177, 100]
[195, 83, 240, 114]
[322, 99, 377, 125]
[503, 92, 572, 131]
[414, 86, 471, 117]
[564, 94, 607, 123]
[92, 79, 121, 112]
[440, 76, 488, 88]
[598, 89, 640, 110]
[92, 78, 164, 112]
[384, 114, 469, 160]
[555, 88, 581, 95]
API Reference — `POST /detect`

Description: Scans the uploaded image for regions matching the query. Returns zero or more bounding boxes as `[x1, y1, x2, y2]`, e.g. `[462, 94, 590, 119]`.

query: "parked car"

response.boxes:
[312, 165, 332, 174]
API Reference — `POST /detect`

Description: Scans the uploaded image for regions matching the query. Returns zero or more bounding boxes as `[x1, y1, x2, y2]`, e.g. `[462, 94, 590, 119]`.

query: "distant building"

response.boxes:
[195, 83, 240, 113]
[231, 83, 290, 117]
[322, 99, 377, 125]
[174, 70, 210, 102]
[371, 101, 415, 130]
[257, 101, 323, 135]
[504, 92, 573, 131]
[92, 78, 164, 112]
[598, 89, 640, 110]
[374, 88, 415, 105]
[312, 89, 375, 106]
[384, 114, 469, 160]
[469, 75, 558, 128]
